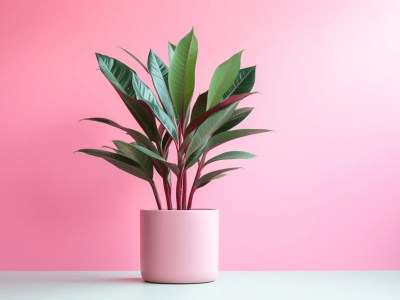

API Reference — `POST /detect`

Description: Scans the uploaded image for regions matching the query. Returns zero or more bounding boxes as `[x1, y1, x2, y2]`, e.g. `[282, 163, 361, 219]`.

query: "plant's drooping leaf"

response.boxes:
[118, 47, 149, 73]
[214, 107, 254, 134]
[113, 140, 153, 178]
[223, 66, 256, 99]
[185, 93, 255, 138]
[95, 53, 159, 141]
[207, 129, 271, 151]
[190, 91, 208, 123]
[81, 118, 158, 153]
[168, 28, 198, 123]
[195, 167, 240, 188]
[168, 42, 176, 66]
[148, 50, 175, 120]
[205, 151, 256, 166]
[186, 104, 237, 158]
[131, 72, 178, 141]
[130, 144, 179, 176]
[115, 90, 160, 142]
[76, 149, 150, 181]
[207, 51, 242, 110]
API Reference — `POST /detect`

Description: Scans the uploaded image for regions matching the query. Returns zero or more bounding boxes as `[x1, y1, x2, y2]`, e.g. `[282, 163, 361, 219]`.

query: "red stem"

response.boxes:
[163, 176, 172, 210]
[150, 180, 162, 210]
[182, 171, 187, 209]
[187, 152, 207, 210]
[176, 122, 184, 210]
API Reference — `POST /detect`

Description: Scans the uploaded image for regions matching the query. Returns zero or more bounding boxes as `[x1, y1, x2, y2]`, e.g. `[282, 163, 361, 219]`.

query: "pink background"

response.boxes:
[1, 0, 399, 270]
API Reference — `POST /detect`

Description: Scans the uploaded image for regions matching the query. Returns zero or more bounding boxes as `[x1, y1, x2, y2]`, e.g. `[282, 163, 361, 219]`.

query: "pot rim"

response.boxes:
[140, 209, 218, 213]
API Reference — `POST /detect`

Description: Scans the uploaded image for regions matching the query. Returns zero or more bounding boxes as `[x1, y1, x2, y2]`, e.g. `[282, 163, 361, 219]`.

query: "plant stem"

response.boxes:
[163, 176, 172, 210]
[182, 170, 187, 209]
[176, 159, 183, 210]
[176, 121, 185, 210]
[187, 152, 207, 209]
[149, 180, 162, 210]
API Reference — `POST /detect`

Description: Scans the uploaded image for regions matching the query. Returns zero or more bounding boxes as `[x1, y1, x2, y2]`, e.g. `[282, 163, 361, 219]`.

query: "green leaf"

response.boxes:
[116, 90, 160, 142]
[168, 42, 176, 65]
[204, 151, 256, 166]
[96, 53, 136, 97]
[148, 50, 175, 120]
[113, 141, 153, 178]
[130, 144, 179, 176]
[131, 72, 178, 141]
[185, 141, 207, 169]
[190, 91, 208, 122]
[95, 53, 159, 141]
[119, 47, 149, 73]
[214, 107, 254, 134]
[168, 28, 198, 122]
[207, 129, 270, 151]
[223, 66, 256, 99]
[76, 149, 149, 181]
[195, 167, 240, 188]
[185, 93, 254, 138]
[207, 51, 242, 110]
[186, 104, 237, 158]
[81, 118, 158, 153]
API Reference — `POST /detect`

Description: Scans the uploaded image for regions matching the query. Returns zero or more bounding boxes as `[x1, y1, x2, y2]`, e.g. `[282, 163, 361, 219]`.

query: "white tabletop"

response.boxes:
[0, 271, 399, 300]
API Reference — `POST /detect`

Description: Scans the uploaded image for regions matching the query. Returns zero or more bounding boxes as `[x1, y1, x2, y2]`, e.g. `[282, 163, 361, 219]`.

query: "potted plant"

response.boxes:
[77, 28, 269, 283]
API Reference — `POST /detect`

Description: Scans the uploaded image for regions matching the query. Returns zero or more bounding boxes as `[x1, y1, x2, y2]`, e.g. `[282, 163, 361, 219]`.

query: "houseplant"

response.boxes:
[77, 28, 269, 283]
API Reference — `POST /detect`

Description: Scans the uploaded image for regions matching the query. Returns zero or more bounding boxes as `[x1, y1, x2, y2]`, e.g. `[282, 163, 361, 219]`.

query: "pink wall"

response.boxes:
[1, 0, 399, 270]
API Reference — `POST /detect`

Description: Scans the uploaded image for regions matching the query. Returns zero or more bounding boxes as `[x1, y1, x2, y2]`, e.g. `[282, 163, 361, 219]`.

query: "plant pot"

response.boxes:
[140, 209, 219, 284]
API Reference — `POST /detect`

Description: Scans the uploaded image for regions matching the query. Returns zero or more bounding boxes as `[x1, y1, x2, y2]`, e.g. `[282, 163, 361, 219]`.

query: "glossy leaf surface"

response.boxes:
[148, 50, 175, 119]
[132, 73, 178, 141]
[223, 66, 256, 99]
[168, 28, 198, 122]
[204, 151, 256, 166]
[207, 51, 242, 109]
[207, 129, 270, 151]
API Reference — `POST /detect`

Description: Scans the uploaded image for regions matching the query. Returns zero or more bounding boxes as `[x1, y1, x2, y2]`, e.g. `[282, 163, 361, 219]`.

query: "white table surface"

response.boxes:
[0, 271, 399, 300]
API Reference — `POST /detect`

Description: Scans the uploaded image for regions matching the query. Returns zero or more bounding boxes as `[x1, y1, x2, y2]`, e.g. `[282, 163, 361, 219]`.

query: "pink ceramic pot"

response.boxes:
[140, 209, 219, 284]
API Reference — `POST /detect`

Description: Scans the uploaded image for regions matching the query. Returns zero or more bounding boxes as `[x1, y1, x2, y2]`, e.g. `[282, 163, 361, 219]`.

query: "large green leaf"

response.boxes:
[148, 50, 175, 120]
[96, 53, 159, 141]
[207, 51, 242, 110]
[214, 107, 254, 134]
[207, 129, 270, 151]
[168, 28, 198, 122]
[130, 144, 179, 175]
[168, 42, 176, 65]
[131, 72, 178, 141]
[223, 66, 256, 99]
[195, 167, 240, 188]
[113, 141, 153, 178]
[186, 104, 237, 158]
[76, 149, 149, 181]
[81, 118, 158, 153]
[119, 47, 149, 73]
[204, 151, 256, 166]
[190, 91, 208, 122]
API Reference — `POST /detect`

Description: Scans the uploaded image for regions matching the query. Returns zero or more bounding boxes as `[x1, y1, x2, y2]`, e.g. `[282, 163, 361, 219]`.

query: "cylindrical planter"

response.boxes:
[140, 209, 219, 284]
